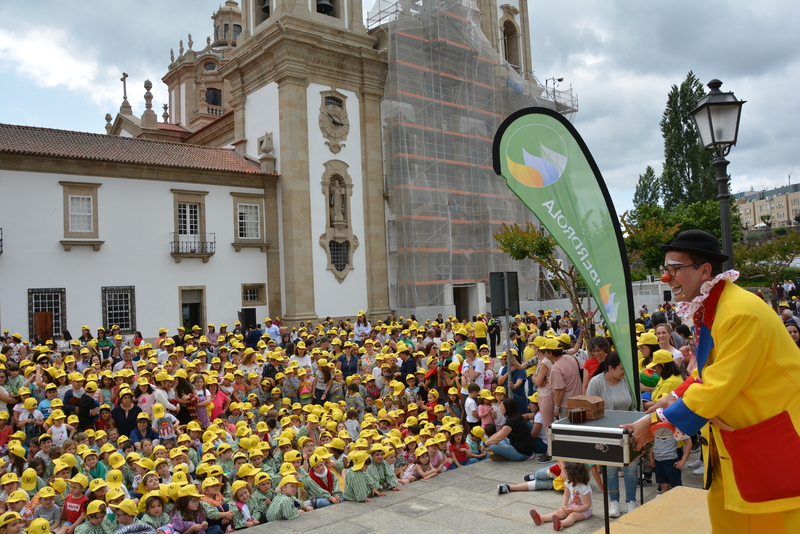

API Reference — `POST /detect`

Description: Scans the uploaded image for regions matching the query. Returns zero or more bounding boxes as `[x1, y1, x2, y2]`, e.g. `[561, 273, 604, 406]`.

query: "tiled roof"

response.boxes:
[157, 122, 190, 132]
[0, 123, 271, 175]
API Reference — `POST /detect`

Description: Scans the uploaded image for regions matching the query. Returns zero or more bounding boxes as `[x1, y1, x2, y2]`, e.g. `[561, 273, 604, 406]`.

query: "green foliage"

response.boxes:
[774, 227, 789, 236]
[734, 231, 800, 286]
[627, 201, 744, 282]
[630, 268, 649, 282]
[633, 165, 660, 208]
[493, 223, 587, 329]
[659, 71, 717, 210]
[739, 267, 800, 287]
[621, 211, 681, 271]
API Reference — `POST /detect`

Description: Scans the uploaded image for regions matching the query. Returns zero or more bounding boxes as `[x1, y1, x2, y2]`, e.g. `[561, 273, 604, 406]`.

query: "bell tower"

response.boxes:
[161, 1, 242, 130]
[478, 0, 533, 80]
[218, 0, 391, 322]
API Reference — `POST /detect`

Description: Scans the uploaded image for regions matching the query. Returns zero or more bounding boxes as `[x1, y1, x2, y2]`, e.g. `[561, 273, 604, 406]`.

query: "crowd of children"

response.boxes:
[0, 315, 538, 534]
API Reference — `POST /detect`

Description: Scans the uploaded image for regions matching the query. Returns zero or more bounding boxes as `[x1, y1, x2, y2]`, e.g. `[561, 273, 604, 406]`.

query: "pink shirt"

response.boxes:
[210, 391, 229, 420]
[550, 355, 582, 407]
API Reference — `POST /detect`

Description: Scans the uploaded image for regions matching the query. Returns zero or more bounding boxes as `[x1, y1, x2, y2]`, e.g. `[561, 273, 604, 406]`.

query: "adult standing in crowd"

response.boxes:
[547, 338, 581, 421]
[587, 352, 638, 517]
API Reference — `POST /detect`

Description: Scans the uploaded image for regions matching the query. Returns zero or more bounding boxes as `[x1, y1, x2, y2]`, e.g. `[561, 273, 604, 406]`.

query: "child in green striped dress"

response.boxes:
[343, 451, 379, 502]
[265, 475, 312, 521]
[138, 492, 171, 530]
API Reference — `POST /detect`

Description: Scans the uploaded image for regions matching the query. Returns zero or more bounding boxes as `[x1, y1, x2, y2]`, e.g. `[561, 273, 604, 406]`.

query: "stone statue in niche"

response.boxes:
[329, 177, 346, 227]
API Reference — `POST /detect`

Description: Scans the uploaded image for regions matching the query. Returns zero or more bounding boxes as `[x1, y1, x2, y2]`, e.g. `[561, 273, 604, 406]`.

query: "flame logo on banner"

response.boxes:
[506, 142, 567, 188]
[600, 284, 620, 323]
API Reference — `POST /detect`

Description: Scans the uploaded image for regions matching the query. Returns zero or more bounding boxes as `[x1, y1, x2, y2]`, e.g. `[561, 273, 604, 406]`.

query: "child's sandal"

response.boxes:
[530, 509, 542, 526]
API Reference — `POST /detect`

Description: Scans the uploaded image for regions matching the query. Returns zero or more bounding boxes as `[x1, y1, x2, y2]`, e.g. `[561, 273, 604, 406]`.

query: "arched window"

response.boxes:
[206, 88, 222, 107]
[502, 21, 521, 72]
[233, 24, 242, 40]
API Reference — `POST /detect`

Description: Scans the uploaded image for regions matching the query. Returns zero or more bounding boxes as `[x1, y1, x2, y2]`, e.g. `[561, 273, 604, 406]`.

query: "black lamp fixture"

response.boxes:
[690, 79, 745, 271]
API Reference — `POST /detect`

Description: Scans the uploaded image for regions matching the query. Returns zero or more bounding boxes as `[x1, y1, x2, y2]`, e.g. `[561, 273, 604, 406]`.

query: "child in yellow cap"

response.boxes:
[3, 491, 29, 529]
[342, 451, 379, 502]
[0, 511, 23, 534]
[72, 500, 105, 534]
[56, 474, 88, 534]
[31, 486, 60, 528]
[264, 475, 311, 521]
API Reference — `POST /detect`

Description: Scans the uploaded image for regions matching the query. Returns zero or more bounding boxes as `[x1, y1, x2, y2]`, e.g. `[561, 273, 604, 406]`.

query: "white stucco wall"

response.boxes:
[306, 83, 368, 318]
[242, 82, 284, 315]
[0, 170, 269, 340]
[243, 83, 280, 169]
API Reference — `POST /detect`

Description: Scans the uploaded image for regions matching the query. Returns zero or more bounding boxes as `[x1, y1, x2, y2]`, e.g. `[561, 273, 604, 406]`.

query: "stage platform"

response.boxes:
[592, 485, 711, 534]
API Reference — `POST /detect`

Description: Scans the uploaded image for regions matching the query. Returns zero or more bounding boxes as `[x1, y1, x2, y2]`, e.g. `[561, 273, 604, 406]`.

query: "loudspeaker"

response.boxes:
[241, 308, 257, 329]
[663, 290, 672, 302]
[490, 271, 519, 317]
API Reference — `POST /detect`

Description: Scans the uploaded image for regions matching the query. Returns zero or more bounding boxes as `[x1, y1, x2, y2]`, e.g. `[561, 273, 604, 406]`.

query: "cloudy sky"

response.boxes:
[1, 0, 797, 215]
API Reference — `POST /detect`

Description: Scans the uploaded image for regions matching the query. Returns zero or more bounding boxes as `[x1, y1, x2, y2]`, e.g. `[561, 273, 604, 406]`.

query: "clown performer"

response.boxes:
[623, 229, 800, 533]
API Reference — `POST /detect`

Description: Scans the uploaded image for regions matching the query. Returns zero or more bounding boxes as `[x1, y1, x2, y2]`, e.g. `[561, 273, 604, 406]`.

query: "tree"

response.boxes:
[734, 231, 800, 287]
[659, 71, 717, 210]
[493, 223, 589, 332]
[761, 214, 773, 229]
[621, 211, 681, 271]
[494, 214, 678, 325]
[632, 165, 660, 208]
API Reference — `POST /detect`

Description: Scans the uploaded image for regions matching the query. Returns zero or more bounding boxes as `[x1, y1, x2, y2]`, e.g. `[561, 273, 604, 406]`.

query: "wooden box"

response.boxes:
[567, 395, 605, 419]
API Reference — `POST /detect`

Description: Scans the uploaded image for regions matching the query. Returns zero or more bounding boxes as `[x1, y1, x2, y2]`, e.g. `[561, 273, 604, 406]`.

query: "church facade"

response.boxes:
[0, 0, 576, 340]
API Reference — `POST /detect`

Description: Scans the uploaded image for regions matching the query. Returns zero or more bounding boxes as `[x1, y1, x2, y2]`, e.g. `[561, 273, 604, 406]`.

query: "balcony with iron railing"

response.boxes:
[170, 232, 215, 263]
[0, 228, 3, 254]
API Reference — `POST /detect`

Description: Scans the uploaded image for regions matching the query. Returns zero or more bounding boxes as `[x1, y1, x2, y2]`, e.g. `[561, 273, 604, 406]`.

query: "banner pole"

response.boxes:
[503, 272, 511, 359]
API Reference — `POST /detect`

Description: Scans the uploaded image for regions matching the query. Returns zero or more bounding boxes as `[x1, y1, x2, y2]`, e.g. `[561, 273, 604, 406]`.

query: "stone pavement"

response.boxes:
[253, 449, 706, 534]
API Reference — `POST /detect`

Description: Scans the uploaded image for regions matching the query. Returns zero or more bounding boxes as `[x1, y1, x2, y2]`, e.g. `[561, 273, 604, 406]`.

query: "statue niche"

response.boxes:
[319, 160, 358, 283]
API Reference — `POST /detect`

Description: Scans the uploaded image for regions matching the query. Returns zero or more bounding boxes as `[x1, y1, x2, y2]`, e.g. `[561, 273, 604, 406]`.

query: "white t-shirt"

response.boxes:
[534, 411, 548, 442]
[460, 358, 485, 395]
[154, 389, 177, 412]
[464, 396, 479, 423]
[669, 347, 684, 368]
[564, 481, 593, 512]
[290, 354, 312, 370]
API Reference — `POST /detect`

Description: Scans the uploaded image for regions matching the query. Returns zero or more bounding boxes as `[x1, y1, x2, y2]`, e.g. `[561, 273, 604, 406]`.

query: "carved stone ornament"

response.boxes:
[319, 160, 358, 282]
[318, 90, 349, 154]
[500, 4, 520, 16]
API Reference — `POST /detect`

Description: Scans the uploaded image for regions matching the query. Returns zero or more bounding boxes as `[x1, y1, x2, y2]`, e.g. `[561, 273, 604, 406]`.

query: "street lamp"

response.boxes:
[690, 79, 745, 271]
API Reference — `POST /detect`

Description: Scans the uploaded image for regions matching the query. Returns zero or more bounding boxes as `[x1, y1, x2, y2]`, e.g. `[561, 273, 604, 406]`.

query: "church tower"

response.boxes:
[477, 0, 533, 79]
[219, 0, 391, 322]
[161, 1, 242, 130]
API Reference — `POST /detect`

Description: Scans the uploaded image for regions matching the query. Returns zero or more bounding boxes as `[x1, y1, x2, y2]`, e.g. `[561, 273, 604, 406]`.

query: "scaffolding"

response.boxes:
[373, 0, 578, 314]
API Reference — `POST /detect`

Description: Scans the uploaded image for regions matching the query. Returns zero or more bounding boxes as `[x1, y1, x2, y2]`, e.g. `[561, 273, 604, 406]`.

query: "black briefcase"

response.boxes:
[549, 410, 650, 467]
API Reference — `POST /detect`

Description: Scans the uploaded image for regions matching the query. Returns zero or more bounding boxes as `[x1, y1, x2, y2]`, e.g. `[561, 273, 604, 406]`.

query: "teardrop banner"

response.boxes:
[493, 107, 639, 400]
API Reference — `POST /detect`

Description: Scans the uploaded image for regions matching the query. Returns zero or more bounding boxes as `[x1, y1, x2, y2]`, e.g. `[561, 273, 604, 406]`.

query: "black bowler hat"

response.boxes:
[660, 229, 729, 262]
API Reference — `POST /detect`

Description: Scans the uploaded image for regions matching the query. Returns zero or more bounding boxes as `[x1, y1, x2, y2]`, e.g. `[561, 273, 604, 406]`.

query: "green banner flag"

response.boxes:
[493, 107, 638, 398]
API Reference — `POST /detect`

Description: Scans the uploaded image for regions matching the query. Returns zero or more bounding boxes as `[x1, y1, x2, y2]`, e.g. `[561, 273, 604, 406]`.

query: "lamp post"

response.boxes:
[690, 79, 745, 271]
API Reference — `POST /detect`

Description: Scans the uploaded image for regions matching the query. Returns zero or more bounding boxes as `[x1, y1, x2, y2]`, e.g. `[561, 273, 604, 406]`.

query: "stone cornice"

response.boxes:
[219, 15, 387, 98]
[0, 153, 277, 190]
